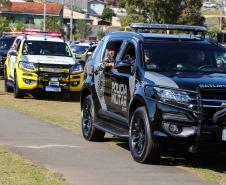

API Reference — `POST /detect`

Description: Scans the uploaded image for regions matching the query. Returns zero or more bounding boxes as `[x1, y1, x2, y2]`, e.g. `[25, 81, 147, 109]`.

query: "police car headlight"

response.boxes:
[71, 64, 83, 74]
[154, 87, 191, 106]
[19, 61, 36, 72]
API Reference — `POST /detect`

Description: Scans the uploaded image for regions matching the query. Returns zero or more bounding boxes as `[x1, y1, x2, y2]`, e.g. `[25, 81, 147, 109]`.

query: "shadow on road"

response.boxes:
[106, 138, 226, 174]
[26, 92, 81, 102]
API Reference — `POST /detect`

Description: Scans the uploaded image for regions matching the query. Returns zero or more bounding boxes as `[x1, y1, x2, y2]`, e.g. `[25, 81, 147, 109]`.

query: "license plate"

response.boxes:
[45, 86, 61, 92]
[222, 129, 226, 141]
[50, 77, 59, 82]
[49, 81, 60, 86]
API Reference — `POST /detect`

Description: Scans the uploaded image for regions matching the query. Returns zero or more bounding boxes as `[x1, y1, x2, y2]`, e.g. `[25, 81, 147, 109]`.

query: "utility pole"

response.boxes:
[220, 6, 223, 31]
[43, 0, 46, 32]
[70, 0, 73, 41]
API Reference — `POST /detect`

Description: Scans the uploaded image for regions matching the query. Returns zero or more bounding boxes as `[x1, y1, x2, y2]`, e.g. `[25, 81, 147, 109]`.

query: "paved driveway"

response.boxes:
[0, 108, 215, 185]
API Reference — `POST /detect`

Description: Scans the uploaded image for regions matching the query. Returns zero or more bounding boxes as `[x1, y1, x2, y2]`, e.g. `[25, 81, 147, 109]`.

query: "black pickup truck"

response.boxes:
[81, 23, 226, 164]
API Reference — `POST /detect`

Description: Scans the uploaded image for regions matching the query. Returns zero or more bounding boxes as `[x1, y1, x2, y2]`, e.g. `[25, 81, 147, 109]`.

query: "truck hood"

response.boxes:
[20, 55, 75, 65]
[144, 71, 226, 91]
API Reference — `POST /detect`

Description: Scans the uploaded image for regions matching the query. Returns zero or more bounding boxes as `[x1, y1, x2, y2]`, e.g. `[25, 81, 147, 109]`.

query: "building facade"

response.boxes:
[0, 2, 64, 30]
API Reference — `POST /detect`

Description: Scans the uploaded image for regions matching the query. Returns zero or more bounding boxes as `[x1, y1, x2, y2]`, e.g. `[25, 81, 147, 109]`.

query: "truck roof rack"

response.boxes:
[130, 23, 207, 35]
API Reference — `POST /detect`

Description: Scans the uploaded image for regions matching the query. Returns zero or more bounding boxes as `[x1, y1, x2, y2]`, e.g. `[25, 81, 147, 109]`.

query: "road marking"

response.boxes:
[15, 144, 80, 149]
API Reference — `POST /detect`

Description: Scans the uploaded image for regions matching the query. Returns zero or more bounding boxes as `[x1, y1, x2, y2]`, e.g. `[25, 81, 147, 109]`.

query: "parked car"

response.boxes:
[81, 23, 226, 164]
[4, 32, 83, 98]
[71, 42, 97, 67]
[203, 1, 217, 8]
[0, 35, 16, 76]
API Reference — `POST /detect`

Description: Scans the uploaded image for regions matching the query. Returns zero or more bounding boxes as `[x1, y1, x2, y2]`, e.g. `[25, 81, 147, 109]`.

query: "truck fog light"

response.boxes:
[23, 79, 36, 85]
[168, 124, 182, 134]
[71, 81, 80, 86]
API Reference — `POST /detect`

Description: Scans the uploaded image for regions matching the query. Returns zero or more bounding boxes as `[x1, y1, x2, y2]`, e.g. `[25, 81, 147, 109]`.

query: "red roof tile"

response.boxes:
[0, 2, 63, 15]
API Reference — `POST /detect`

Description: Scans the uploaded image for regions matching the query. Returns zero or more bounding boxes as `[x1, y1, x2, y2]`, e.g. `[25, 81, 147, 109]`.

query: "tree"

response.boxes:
[97, 29, 106, 40]
[15, 22, 26, 31]
[207, 28, 220, 40]
[120, 14, 145, 27]
[102, 8, 114, 21]
[46, 17, 60, 32]
[0, 17, 9, 35]
[72, 5, 84, 14]
[75, 20, 92, 39]
[8, 22, 25, 31]
[123, 0, 204, 26]
[179, 0, 205, 25]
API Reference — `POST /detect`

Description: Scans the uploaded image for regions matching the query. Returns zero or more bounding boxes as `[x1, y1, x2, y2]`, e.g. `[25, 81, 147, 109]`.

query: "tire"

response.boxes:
[129, 107, 161, 164]
[14, 72, 24, 99]
[4, 67, 13, 92]
[81, 95, 105, 141]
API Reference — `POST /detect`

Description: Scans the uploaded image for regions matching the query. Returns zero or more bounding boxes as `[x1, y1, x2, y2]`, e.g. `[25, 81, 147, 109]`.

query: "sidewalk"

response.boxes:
[0, 108, 215, 185]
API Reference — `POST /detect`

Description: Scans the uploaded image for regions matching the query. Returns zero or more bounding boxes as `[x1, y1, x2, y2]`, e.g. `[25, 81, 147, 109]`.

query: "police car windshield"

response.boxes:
[71, 45, 89, 55]
[143, 43, 226, 73]
[0, 38, 14, 50]
[22, 41, 72, 57]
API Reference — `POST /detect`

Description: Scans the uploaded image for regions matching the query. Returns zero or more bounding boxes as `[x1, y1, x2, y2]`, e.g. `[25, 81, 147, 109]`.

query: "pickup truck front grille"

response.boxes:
[36, 64, 71, 87]
[200, 89, 226, 126]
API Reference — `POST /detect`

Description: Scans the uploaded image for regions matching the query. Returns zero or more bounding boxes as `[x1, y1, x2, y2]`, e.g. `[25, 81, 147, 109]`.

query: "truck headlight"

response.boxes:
[19, 61, 36, 72]
[71, 64, 83, 74]
[154, 87, 191, 106]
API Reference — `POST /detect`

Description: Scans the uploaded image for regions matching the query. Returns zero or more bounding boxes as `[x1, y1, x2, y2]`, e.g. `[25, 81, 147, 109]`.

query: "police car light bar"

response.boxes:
[3, 30, 62, 38]
[130, 23, 207, 33]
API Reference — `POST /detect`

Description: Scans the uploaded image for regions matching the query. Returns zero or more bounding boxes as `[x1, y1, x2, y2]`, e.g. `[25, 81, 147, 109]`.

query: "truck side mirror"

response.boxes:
[9, 50, 17, 56]
[115, 61, 132, 74]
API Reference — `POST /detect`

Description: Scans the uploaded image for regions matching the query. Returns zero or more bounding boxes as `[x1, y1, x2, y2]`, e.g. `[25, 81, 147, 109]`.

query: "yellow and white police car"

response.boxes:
[4, 33, 83, 98]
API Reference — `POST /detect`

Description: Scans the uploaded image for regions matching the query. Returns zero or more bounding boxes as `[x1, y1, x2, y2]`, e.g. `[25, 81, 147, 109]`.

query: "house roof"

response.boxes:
[0, 2, 63, 16]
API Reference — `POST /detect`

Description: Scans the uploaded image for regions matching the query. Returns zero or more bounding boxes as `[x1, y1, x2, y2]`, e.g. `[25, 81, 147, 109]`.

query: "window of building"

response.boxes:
[25, 16, 34, 24]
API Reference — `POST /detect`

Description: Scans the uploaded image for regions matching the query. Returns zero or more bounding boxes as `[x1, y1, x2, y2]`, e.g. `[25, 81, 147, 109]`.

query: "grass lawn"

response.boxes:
[0, 81, 81, 134]
[0, 80, 226, 185]
[0, 146, 71, 185]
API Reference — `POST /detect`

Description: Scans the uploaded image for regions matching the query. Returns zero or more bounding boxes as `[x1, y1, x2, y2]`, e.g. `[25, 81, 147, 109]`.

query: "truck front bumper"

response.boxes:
[17, 70, 84, 92]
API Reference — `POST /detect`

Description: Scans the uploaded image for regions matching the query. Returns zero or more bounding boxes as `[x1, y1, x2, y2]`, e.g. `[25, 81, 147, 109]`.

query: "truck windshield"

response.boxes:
[22, 41, 72, 57]
[71, 45, 89, 55]
[143, 43, 226, 73]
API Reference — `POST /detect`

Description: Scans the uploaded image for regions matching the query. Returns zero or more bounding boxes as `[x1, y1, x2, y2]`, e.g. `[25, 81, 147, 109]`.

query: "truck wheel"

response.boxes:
[129, 107, 161, 164]
[14, 72, 24, 99]
[81, 95, 105, 141]
[4, 67, 13, 92]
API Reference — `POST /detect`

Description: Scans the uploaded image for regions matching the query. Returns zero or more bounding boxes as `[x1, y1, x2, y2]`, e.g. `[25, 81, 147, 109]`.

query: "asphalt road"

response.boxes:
[0, 108, 216, 185]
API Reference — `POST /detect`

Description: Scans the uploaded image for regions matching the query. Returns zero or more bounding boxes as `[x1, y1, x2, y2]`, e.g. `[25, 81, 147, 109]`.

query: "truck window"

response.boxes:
[102, 40, 123, 61]
[22, 41, 72, 57]
[121, 42, 136, 62]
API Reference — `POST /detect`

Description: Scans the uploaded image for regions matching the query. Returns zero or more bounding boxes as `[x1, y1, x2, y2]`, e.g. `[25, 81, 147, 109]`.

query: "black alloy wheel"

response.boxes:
[14, 72, 24, 99]
[81, 95, 105, 141]
[4, 67, 13, 92]
[129, 107, 161, 164]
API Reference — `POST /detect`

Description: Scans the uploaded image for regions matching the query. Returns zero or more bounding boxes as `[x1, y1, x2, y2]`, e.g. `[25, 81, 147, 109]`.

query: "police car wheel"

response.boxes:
[14, 72, 24, 99]
[81, 95, 105, 141]
[4, 67, 13, 92]
[129, 107, 161, 164]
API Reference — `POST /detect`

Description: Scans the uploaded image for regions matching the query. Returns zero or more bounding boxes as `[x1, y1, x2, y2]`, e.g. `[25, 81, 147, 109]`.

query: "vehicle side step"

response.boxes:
[94, 122, 129, 139]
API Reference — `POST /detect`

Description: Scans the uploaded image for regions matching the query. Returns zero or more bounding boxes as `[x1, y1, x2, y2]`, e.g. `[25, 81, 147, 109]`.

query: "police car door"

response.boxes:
[111, 41, 137, 118]
[102, 40, 124, 111]
[8, 38, 21, 80]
